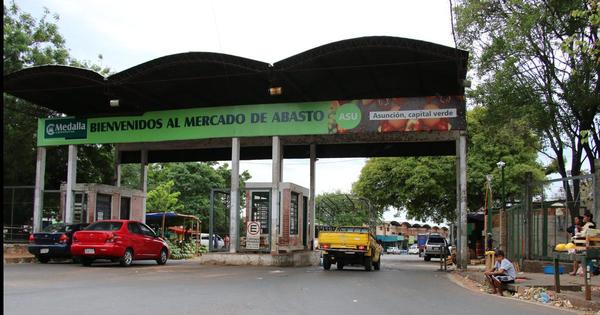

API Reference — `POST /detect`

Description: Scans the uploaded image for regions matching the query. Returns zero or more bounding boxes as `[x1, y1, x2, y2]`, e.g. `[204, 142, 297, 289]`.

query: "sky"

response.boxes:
[14, 0, 461, 225]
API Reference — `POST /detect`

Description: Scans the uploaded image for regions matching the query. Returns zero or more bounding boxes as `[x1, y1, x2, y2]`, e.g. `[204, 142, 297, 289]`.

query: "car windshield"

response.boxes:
[42, 223, 67, 233]
[428, 237, 445, 244]
[85, 221, 123, 231]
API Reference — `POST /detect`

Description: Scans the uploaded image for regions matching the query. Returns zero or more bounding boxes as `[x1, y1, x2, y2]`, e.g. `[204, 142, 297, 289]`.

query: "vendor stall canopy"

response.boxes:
[3, 36, 468, 117]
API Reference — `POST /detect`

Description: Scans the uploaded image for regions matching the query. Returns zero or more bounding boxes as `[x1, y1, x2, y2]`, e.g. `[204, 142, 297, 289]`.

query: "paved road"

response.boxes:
[4, 255, 570, 315]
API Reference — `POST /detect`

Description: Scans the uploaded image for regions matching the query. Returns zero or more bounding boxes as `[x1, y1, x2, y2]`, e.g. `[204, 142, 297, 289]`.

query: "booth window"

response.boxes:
[251, 192, 270, 234]
[290, 192, 299, 235]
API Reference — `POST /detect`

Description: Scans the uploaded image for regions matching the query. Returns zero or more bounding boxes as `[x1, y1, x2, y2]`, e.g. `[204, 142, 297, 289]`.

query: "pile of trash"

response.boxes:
[513, 287, 573, 308]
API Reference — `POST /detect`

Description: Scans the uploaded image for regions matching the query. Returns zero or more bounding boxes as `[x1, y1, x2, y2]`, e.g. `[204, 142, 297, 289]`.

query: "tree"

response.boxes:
[146, 180, 184, 213]
[3, 2, 113, 189]
[455, 0, 599, 217]
[315, 192, 375, 227]
[120, 162, 251, 229]
[352, 107, 545, 223]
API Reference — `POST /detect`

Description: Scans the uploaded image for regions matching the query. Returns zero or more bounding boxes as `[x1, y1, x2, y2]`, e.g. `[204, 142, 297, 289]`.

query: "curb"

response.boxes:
[3, 256, 37, 264]
[447, 272, 582, 314]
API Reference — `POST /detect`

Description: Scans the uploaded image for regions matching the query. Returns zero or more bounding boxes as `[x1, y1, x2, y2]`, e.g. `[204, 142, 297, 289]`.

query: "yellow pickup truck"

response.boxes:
[318, 226, 382, 271]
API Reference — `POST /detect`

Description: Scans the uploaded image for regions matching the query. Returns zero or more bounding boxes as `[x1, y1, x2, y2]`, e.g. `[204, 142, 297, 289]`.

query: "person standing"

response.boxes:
[570, 213, 596, 276]
[224, 234, 230, 249]
[484, 250, 516, 296]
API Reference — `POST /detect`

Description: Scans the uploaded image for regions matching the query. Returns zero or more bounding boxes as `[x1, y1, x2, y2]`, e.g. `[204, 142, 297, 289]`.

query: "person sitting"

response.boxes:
[570, 213, 596, 275]
[566, 216, 583, 238]
[484, 250, 516, 296]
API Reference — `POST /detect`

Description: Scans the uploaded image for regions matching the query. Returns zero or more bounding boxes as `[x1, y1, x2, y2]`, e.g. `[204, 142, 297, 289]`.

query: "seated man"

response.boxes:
[484, 250, 516, 296]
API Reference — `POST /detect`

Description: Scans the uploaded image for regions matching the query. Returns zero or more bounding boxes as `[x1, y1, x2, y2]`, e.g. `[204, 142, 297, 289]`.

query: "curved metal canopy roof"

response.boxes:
[3, 36, 468, 117]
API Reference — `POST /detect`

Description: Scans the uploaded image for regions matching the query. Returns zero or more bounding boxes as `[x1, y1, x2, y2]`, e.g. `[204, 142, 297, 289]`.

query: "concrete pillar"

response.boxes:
[271, 136, 282, 255]
[309, 144, 317, 250]
[229, 137, 240, 253]
[459, 133, 468, 269]
[455, 138, 462, 267]
[140, 149, 148, 223]
[114, 146, 121, 187]
[33, 147, 46, 233]
[65, 145, 78, 224]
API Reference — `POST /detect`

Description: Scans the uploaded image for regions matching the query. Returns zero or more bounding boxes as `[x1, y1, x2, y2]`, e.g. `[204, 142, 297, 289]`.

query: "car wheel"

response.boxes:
[337, 262, 344, 270]
[37, 256, 50, 264]
[156, 248, 168, 265]
[120, 248, 133, 267]
[364, 256, 372, 271]
[424, 255, 431, 262]
[81, 258, 93, 266]
[323, 255, 331, 270]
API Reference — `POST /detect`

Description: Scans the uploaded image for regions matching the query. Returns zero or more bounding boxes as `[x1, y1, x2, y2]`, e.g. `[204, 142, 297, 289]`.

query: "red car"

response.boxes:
[71, 220, 169, 267]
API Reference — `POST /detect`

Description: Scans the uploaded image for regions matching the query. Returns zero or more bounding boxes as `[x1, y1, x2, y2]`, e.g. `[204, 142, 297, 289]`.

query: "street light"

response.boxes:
[497, 161, 506, 251]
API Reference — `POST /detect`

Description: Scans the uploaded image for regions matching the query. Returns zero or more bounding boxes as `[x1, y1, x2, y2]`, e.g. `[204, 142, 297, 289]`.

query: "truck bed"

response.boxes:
[319, 231, 368, 249]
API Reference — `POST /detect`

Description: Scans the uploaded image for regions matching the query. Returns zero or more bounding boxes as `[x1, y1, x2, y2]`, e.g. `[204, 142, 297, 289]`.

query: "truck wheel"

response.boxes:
[364, 257, 372, 271]
[323, 255, 331, 270]
[337, 262, 344, 270]
[424, 255, 431, 262]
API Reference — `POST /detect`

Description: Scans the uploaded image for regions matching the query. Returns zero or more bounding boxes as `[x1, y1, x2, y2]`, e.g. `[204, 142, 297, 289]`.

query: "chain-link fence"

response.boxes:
[507, 174, 595, 262]
[3, 186, 65, 243]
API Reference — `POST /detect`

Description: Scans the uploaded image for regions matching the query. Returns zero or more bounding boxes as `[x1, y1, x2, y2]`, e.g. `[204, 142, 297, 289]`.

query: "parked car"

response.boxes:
[423, 233, 449, 262]
[194, 233, 225, 249]
[408, 244, 419, 255]
[28, 223, 89, 263]
[71, 220, 169, 267]
[386, 246, 401, 254]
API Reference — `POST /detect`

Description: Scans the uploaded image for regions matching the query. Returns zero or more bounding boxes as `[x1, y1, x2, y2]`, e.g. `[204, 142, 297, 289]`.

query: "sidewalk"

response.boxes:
[456, 264, 600, 312]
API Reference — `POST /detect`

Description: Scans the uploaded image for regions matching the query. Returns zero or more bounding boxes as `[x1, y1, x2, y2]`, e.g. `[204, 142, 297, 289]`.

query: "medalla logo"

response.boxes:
[44, 118, 87, 139]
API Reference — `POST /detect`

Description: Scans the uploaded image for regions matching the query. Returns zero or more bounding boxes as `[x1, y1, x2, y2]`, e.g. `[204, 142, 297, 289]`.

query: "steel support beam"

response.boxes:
[309, 143, 317, 250]
[229, 137, 240, 253]
[33, 147, 46, 233]
[65, 145, 78, 224]
[140, 149, 148, 223]
[114, 147, 121, 187]
[271, 136, 282, 255]
[459, 134, 468, 269]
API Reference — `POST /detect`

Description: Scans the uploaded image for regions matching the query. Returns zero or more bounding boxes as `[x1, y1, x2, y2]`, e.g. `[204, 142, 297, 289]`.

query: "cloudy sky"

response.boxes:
[15, 0, 459, 225]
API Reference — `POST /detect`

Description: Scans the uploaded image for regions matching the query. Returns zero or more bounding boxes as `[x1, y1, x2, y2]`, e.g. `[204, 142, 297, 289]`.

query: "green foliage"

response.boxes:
[146, 180, 184, 214]
[353, 107, 545, 223]
[3, 2, 113, 188]
[455, 0, 599, 217]
[315, 192, 374, 227]
[121, 162, 251, 232]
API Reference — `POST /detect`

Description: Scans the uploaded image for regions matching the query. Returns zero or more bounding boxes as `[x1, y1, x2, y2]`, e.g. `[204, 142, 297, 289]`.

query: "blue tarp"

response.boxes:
[376, 235, 403, 242]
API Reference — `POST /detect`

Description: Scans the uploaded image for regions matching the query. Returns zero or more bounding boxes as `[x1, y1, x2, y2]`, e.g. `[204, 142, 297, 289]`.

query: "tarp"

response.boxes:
[376, 235, 403, 242]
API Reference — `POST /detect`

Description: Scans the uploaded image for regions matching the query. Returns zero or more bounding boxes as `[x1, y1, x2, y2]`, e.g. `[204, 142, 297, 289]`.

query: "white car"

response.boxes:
[386, 246, 401, 254]
[194, 233, 225, 249]
[408, 244, 419, 255]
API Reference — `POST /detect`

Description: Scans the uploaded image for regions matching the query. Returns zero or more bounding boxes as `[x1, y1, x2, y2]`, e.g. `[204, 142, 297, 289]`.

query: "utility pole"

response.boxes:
[497, 161, 506, 251]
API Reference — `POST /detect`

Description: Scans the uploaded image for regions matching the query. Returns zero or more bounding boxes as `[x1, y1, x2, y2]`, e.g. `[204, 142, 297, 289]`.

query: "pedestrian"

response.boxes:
[487, 233, 494, 251]
[224, 234, 230, 248]
[555, 206, 565, 231]
[570, 212, 596, 276]
[484, 250, 516, 296]
[213, 234, 218, 249]
[566, 216, 583, 238]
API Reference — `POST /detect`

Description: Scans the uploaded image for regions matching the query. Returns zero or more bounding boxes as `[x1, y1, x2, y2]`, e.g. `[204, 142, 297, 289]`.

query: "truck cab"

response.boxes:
[318, 226, 382, 271]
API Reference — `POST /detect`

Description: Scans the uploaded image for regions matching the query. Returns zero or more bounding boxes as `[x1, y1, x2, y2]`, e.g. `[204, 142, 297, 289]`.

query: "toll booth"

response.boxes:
[241, 182, 311, 253]
[59, 183, 146, 224]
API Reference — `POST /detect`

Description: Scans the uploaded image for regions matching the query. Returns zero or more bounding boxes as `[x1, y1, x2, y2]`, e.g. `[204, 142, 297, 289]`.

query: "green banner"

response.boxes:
[37, 96, 465, 146]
